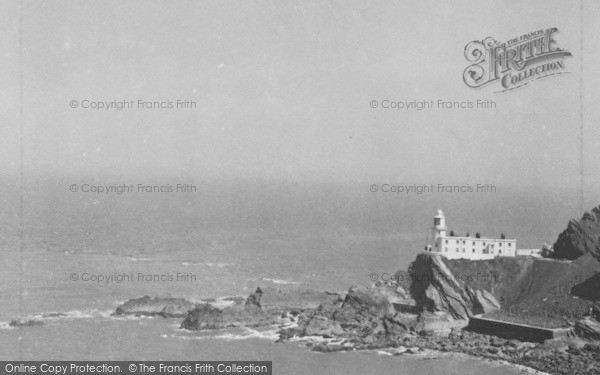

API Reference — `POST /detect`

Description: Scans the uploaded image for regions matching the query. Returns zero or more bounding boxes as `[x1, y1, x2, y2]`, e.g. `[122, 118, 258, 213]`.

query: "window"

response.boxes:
[499, 250, 502, 254]
[472, 249, 475, 253]
[509, 243, 512, 247]
[483, 242, 486, 246]
[473, 242, 475, 246]
[444, 248, 448, 252]
[445, 240, 448, 244]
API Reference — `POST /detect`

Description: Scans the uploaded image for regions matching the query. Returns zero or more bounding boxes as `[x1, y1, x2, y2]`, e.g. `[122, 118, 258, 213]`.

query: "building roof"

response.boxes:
[440, 235, 515, 241]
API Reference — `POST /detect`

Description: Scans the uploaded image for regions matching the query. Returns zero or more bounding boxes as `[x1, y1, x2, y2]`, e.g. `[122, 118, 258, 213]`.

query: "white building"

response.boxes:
[424, 210, 516, 260]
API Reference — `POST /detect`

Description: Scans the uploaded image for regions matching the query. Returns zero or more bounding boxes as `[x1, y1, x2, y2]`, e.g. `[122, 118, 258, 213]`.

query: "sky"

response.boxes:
[1, 0, 599, 205]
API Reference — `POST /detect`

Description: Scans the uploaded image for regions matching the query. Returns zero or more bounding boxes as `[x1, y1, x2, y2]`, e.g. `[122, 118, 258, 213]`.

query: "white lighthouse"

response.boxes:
[432, 209, 447, 244]
[425, 209, 517, 260]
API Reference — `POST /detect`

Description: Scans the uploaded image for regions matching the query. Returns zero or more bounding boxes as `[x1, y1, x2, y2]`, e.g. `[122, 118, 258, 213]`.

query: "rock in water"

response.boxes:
[330, 285, 401, 344]
[333, 285, 396, 324]
[258, 287, 342, 312]
[115, 296, 195, 318]
[304, 315, 344, 337]
[280, 285, 407, 344]
[246, 287, 263, 307]
[179, 303, 227, 330]
[9, 318, 43, 327]
[553, 205, 600, 261]
[180, 288, 278, 330]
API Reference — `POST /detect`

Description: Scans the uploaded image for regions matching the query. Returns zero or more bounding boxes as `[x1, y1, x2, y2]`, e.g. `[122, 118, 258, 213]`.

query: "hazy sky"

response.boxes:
[2, 0, 599, 197]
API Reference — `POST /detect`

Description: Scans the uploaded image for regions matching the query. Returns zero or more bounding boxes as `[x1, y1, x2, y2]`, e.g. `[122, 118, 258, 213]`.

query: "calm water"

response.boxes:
[0, 179, 574, 373]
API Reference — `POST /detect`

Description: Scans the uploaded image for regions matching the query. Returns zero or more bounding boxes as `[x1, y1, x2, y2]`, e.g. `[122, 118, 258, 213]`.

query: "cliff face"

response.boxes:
[405, 253, 501, 335]
[553, 205, 600, 261]
[406, 250, 600, 324]
[442, 256, 536, 308]
[442, 253, 600, 320]
[408, 253, 475, 321]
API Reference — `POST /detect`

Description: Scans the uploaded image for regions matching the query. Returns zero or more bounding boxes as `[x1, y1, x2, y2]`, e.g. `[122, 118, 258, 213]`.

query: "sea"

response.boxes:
[0, 177, 583, 374]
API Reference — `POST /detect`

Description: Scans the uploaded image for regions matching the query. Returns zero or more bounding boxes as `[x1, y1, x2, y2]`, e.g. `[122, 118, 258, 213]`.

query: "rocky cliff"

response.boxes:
[553, 205, 600, 261]
[406, 253, 501, 334]
[439, 253, 599, 321]
[273, 251, 600, 374]
[409, 253, 475, 321]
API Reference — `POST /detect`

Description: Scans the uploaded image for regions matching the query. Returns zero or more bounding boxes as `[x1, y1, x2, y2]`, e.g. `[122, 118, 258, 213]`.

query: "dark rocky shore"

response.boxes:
[113, 270, 600, 374]
[110, 205, 600, 375]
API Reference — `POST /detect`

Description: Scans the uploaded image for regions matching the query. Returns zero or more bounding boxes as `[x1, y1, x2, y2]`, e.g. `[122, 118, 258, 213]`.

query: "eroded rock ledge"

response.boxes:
[180, 287, 280, 330]
[114, 296, 195, 318]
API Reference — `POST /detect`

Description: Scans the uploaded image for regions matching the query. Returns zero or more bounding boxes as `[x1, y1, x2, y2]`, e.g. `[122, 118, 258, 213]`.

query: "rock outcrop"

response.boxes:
[466, 287, 501, 315]
[269, 249, 600, 373]
[333, 285, 396, 325]
[575, 316, 600, 340]
[372, 279, 414, 305]
[408, 253, 474, 321]
[553, 205, 600, 261]
[571, 273, 600, 300]
[246, 286, 263, 306]
[9, 318, 44, 327]
[278, 285, 408, 346]
[115, 296, 195, 318]
[287, 253, 504, 340]
[180, 288, 278, 330]
[406, 253, 502, 334]
[257, 287, 338, 312]
[304, 315, 344, 337]
[179, 304, 226, 330]
[590, 304, 600, 321]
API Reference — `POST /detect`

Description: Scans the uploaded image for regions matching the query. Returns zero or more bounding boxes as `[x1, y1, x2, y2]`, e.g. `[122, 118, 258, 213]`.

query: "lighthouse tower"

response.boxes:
[432, 209, 447, 246]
